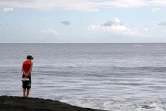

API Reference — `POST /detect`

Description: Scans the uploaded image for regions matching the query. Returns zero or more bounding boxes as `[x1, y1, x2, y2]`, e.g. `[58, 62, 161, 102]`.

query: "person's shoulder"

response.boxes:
[23, 60, 32, 64]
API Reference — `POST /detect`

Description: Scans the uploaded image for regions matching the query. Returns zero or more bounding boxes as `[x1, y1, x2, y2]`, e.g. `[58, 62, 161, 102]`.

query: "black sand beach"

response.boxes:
[0, 96, 106, 111]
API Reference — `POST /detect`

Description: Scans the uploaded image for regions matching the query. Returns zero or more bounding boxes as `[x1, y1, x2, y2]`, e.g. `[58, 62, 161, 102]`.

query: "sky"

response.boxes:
[0, 0, 166, 43]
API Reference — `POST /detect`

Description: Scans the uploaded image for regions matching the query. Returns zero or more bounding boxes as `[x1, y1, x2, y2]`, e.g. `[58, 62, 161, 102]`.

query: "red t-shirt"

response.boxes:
[22, 60, 33, 76]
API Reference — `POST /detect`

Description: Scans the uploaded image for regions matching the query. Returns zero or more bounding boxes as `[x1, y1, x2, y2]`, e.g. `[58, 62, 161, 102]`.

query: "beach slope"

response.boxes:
[0, 96, 106, 111]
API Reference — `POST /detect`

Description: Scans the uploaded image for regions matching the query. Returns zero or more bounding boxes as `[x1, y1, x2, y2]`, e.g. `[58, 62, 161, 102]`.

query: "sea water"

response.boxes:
[1, 43, 166, 111]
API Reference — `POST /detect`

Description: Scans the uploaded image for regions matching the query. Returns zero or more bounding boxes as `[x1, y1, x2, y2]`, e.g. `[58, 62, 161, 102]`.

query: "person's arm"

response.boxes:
[22, 64, 28, 77]
[27, 63, 33, 75]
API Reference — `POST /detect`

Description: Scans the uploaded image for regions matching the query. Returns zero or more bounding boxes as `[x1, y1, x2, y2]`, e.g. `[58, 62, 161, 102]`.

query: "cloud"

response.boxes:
[102, 18, 123, 26]
[88, 17, 143, 37]
[144, 28, 148, 31]
[61, 21, 71, 25]
[41, 28, 59, 36]
[158, 22, 166, 26]
[4, 8, 13, 12]
[0, 0, 166, 12]
[152, 8, 162, 12]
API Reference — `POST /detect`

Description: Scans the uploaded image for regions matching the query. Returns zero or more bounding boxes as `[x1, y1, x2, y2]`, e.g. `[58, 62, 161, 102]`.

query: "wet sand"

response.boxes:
[0, 96, 106, 111]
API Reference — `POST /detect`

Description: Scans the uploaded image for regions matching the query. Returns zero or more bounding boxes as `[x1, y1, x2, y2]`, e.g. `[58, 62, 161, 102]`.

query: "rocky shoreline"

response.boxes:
[0, 96, 106, 111]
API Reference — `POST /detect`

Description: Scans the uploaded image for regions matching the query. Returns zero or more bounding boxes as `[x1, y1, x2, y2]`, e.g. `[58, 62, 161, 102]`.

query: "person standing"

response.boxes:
[21, 55, 33, 98]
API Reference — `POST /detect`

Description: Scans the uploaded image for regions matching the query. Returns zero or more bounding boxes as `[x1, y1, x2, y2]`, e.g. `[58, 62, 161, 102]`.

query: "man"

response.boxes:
[21, 55, 33, 98]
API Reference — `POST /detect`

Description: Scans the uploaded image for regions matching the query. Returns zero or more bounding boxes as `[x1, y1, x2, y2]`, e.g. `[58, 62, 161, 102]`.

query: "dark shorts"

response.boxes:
[22, 81, 31, 89]
[22, 75, 31, 89]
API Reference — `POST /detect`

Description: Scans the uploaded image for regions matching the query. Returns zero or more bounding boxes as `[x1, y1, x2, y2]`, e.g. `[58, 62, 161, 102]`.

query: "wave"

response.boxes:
[60, 98, 166, 111]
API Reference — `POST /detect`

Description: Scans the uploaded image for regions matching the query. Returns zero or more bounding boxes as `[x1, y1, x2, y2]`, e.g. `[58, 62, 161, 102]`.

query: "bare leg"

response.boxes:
[23, 88, 26, 97]
[26, 89, 30, 98]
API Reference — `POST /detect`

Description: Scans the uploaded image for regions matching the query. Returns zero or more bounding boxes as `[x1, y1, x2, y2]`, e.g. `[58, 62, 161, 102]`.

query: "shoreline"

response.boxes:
[0, 96, 106, 111]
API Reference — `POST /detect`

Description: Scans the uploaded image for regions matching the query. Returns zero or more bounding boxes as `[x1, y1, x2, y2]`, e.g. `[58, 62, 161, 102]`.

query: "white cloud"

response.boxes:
[41, 28, 59, 36]
[0, 0, 166, 12]
[144, 28, 148, 31]
[4, 8, 13, 12]
[87, 17, 143, 37]
[152, 8, 162, 12]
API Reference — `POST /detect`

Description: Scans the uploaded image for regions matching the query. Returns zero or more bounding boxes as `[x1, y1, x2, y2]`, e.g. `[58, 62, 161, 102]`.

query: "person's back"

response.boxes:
[22, 60, 32, 76]
[22, 55, 33, 98]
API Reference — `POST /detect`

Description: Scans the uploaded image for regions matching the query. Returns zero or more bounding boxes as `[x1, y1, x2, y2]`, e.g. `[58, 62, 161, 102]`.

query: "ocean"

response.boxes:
[1, 43, 166, 111]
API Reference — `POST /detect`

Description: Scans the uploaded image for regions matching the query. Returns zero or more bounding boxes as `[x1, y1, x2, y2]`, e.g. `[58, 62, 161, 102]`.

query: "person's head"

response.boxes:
[27, 55, 33, 60]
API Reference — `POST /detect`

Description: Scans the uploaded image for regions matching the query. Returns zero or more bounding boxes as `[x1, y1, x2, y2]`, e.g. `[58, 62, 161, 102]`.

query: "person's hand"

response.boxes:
[23, 73, 28, 77]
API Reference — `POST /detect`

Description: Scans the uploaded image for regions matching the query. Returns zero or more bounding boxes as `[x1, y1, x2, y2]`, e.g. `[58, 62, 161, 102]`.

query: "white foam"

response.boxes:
[60, 98, 166, 111]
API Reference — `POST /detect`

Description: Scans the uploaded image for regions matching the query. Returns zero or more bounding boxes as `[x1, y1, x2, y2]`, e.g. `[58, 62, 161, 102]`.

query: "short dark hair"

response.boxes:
[27, 55, 33, 60]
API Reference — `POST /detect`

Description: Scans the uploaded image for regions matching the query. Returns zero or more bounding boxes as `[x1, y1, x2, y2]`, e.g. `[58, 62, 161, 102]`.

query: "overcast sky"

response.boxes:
[0, 0, 166, 43]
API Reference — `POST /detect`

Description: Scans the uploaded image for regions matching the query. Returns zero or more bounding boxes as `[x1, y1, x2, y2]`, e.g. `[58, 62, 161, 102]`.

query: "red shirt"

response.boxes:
[22, 60, 33, 76]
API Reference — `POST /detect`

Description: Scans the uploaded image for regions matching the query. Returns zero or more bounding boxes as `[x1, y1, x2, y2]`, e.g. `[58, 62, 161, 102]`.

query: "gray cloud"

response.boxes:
[158, 22, 166, 26]
[102, 21, 123, 26]
[61, 21, 71, 26]
[102, 21, 114, 26]
[101, 18, 123, 27]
